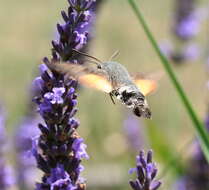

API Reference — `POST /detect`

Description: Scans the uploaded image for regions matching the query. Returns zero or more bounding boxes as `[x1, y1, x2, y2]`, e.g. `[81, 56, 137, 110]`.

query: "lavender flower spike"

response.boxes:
[173, 0, 199, 41]
[32, 0, 100, 190]
[15, 115, 40, 190]
[0, 107, 15, 190]
[123, 114, 145, 151]
[129, 150, 161, 190]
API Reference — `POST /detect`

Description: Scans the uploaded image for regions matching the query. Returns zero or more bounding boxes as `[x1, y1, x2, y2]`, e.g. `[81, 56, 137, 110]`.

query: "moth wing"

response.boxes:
[45, 61, 112, 93]
[79, 74, 112, 93]
[45, 62, 90, 78]
[134, 79, 157, 96]
[132, 72, 163, 96]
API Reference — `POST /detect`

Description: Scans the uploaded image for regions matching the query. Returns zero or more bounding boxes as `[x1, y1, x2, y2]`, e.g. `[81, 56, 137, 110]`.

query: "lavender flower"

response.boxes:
[173, 0, 199, 41]
[161, 0, 202, 64]
[129, 150, 161, 190]
[51, 0, 98, 62]
[0, 107, 15, 190]
[32, 0, 99, 189]
[160, 41, 199, 64]
[15, 115, 40, 190]
[173, 146, 209, 190]
[173, 115, 209, 190]
[123, 114, 145, 151]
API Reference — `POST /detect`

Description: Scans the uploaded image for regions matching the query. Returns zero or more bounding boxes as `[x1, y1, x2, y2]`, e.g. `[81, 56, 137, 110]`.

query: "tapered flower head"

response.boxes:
[129, 150, 161, 190]
[32, 0, 101, 189]
[123, 114, 145, 151]
[173, 0, 200, 41]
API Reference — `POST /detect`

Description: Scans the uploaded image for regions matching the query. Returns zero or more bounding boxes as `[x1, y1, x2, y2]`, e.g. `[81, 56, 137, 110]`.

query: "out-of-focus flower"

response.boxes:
[15, 115, 40, 190]
[173, 115, 209, 190]
[129, 150, 161, 190]
[173, 0, 199, 41]
[160, 41, 199, 64]
[161, 0, 203, 64]
[174, 13, 199, 41]
[123, 114, 145, 151]
[0, 107, 15, 190]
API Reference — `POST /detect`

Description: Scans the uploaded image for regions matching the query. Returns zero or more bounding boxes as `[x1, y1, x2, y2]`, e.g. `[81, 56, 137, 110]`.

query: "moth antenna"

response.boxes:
[109, 50, 120, 61]
[72, 49, 103, 64]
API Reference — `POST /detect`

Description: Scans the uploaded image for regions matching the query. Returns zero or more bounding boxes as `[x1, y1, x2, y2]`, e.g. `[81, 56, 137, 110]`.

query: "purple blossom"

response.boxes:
[164, 0, 202, 64]
[123, 114, 145, 151]
[0, 111, 6, 149]
[43, 164, 76, 190]
[174, 13, 199, 40]
[173, 0, 199, 41]
[44, 87, 65, 104]
[129, 150, 161, 190]
[0, 107, 15, 190]
[72, 138, 89, 160]
[51, 0, 98, 62]
[160, 41, 199, 64]
[0, 161, 15, 190]
[32, 1, 102, 190]
[173, 115, 209, 190]
[15, 115, 40, 190]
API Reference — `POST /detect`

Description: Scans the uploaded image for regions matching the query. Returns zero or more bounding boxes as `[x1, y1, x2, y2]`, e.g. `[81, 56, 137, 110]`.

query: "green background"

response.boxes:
[0, 0, 209, 189]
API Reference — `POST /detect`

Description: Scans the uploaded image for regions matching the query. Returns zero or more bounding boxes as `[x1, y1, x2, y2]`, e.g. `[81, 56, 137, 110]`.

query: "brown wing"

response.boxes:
[45, 61, 112, 93]
[132, 72, 163, 96]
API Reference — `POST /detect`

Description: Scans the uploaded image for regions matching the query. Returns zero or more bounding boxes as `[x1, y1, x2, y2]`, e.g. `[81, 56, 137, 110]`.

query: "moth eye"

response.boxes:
[97, 64, 102, 69]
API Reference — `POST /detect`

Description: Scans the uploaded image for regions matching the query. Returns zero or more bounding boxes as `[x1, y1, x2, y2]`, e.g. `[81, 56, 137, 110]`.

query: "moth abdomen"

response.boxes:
[133, 106, 151, 119]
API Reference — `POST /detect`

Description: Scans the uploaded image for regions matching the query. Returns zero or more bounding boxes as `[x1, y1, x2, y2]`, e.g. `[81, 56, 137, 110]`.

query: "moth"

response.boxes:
[46, 50, 158, 119]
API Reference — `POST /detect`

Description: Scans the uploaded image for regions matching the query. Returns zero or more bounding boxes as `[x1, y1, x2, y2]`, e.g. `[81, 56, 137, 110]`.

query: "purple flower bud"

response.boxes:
[39, 64, 48, 74]
[33, 77, 44, 92]
[72, 138, 89, 160]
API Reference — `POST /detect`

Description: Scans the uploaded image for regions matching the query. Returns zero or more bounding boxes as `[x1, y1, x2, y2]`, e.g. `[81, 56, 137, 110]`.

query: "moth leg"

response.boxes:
[109, 92, 116, 105]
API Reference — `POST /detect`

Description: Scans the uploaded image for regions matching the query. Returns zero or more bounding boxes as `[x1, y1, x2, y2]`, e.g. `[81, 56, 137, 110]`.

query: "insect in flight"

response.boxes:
[46, 50, 158, 119]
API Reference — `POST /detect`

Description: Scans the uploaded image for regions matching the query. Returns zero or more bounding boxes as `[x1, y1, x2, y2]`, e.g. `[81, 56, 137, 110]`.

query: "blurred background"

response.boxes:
[0, 0, 209, 189]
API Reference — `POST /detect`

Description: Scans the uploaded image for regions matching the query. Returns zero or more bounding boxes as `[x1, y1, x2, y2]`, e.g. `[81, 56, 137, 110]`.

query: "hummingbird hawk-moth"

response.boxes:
[46, 50, 158, 119]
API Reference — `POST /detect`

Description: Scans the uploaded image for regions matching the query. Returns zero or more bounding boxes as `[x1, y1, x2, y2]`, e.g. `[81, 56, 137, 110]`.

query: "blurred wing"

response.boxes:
[79, 74, 112, 93]
[134, 79, 157, 96]
[45, 62, 90, 78]
[132, 72, 162, 96]
[45, 61, 112, 93]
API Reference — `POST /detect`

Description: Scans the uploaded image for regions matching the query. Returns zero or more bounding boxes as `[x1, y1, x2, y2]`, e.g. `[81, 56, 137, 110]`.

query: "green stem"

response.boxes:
[128, 0, 209, 162]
